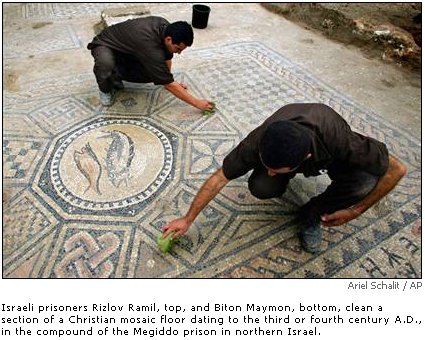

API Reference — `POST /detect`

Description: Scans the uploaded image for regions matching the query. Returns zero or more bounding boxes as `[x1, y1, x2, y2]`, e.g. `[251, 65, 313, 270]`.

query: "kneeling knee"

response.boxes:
[248, 181, 284, 200]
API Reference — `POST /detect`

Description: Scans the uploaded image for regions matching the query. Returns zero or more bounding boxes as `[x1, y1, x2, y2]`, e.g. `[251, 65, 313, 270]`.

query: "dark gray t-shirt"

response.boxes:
[223, 103, 389, 180]
[88, 16, 174, 85]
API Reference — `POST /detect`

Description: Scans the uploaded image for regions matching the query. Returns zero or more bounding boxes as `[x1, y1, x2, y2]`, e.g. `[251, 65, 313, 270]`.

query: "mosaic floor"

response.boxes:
[2, 6, 421, 278]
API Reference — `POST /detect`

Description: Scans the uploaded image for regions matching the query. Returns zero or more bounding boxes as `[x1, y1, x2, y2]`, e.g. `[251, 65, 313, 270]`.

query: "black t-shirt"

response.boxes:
[87, 16, 174, 85]
[223, 103, 389, 180]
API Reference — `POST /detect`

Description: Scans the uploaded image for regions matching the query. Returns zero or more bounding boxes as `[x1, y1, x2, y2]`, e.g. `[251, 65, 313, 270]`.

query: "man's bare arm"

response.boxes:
[352, 154, 406, 214]
[186, 168, 230, 223]
[165, 60, 188, 89]
[163, 168, 230, 237]
[164, 81, 212, 111]
[321, 154, 407, 226]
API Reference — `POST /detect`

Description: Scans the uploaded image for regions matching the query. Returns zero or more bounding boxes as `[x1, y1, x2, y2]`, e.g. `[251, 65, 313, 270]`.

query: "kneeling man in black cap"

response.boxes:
[162, 103, 406, 253]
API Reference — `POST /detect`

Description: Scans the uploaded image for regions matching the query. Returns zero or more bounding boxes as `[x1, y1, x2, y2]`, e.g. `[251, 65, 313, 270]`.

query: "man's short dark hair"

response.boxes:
[165, 21, 194, 46]
[259, 120, 312, 169]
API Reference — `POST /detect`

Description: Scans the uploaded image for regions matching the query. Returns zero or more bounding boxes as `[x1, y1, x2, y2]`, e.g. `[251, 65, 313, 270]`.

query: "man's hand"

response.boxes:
[162, 217, 191, 238]
[321, 208, 360, 227]
[195, 99, 214, 111]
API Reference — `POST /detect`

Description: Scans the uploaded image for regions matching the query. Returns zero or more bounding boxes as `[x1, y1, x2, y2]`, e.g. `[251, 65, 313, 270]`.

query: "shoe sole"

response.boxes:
[301, 242, 321, 254]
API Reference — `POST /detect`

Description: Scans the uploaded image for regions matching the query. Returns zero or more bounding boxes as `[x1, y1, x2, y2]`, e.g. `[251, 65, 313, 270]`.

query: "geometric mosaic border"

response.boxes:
[3, 41, 421, 278]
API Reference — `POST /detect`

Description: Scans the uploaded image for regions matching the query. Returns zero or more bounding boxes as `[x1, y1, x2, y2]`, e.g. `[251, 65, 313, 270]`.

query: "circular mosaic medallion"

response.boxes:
[49, 118, 173, 212]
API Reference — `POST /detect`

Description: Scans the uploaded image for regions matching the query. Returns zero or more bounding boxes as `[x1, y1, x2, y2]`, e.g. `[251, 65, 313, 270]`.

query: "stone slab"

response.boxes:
[101, 5, 150, 27]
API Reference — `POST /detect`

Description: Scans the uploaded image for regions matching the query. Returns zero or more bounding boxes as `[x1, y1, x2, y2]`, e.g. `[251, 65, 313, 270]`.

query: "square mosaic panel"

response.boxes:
[3, 23, 81, 59]
[22, 3, 128, 19]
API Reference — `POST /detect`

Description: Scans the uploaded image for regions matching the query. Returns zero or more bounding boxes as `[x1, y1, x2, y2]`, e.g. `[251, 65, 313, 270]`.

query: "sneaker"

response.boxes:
[99, 90, 114, 106]
[299, 223, 322, 254]
[298, 205, 322, 253]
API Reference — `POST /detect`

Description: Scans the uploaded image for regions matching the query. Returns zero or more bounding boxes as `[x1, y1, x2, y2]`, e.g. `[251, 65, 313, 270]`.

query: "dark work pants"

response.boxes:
[248, 166, 379, 225]
[90, 46, 150, 93]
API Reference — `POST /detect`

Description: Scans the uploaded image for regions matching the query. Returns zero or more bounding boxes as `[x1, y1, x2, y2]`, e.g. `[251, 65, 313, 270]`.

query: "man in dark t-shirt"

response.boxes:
[162, 103, 406, 253]
[87, 16, 213, 110]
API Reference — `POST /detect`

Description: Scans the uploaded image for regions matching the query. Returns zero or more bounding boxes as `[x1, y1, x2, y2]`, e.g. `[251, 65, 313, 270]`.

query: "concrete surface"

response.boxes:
[2, 3, 421, 278]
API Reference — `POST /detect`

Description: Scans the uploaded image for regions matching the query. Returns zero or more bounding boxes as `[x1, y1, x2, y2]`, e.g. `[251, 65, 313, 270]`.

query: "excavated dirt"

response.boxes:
[262, 3, 421, 72]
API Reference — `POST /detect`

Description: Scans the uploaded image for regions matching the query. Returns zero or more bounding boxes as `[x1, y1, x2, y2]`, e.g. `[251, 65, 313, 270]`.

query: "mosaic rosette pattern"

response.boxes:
[3, 39, 421, 278]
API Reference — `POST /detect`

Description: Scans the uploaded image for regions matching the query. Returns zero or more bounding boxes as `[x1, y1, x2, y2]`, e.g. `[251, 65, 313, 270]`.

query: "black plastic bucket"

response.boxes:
[192, 4, 211, 29]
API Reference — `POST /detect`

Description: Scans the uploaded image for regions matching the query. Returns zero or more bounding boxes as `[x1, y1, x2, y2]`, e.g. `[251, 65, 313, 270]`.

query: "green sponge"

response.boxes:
[157, 232, 176, 253]
[202, 103, 216, 116]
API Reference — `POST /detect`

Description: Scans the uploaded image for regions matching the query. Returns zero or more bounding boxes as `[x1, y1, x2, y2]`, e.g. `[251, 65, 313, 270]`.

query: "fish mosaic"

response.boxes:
[100, 130, 135, 188]
[73, 143, 102, 195]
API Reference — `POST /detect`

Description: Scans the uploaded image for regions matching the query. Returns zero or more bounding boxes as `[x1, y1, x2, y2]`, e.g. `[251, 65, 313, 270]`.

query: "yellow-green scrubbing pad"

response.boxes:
[202, 103, 216, 116]
[157, 233, 176, 253]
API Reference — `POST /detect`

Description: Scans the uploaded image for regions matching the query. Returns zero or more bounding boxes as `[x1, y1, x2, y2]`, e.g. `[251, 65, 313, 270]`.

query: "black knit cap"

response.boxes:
[259, 120, 312, 169]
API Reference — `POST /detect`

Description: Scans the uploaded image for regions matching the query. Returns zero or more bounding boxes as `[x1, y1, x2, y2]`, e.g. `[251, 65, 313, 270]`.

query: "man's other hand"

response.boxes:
[321, 207, 361, 227]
